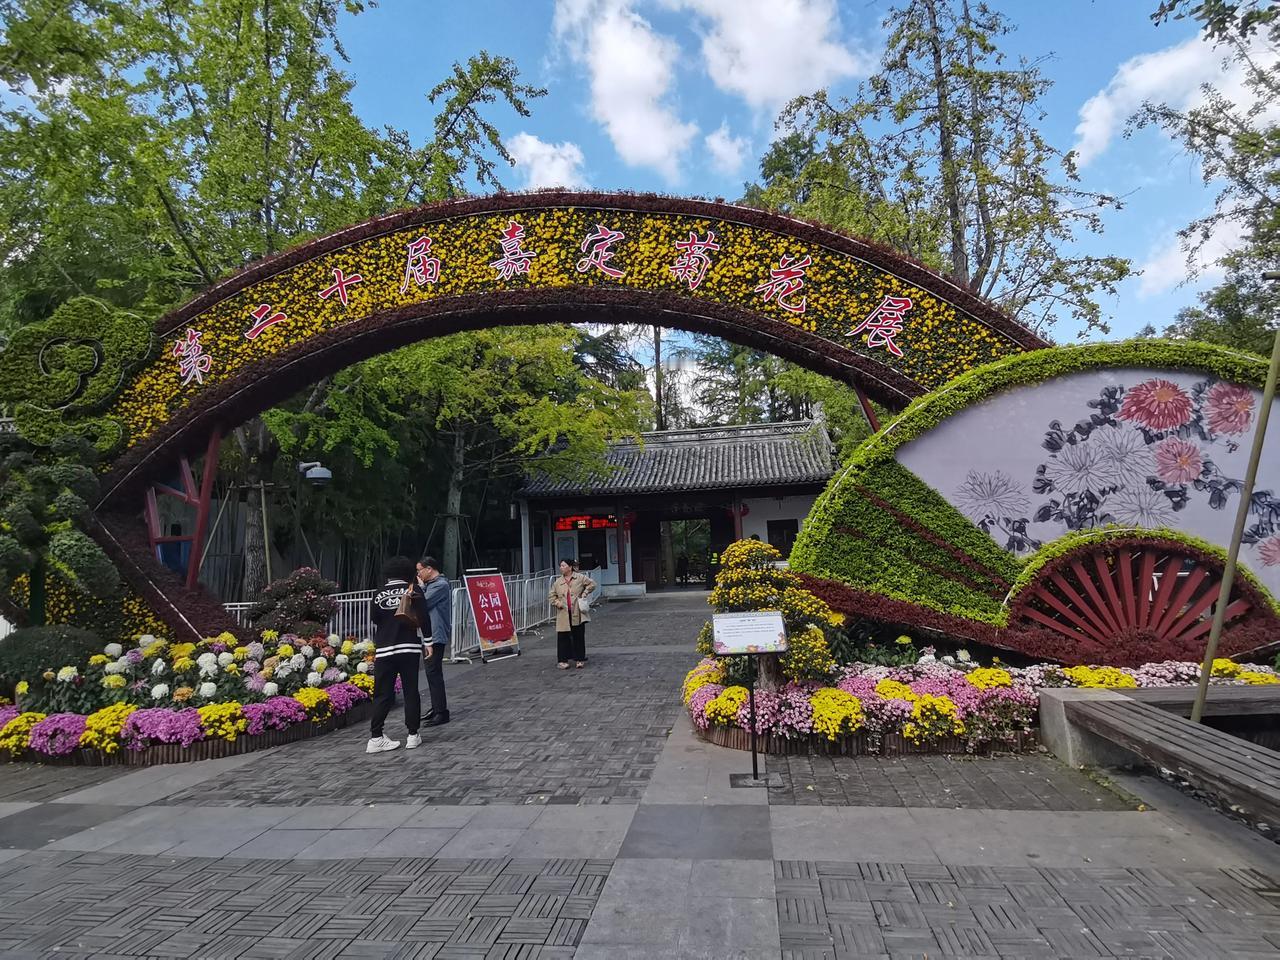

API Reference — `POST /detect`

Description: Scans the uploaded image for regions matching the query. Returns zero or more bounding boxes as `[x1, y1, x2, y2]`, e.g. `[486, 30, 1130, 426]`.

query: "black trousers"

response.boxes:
[424, 643, 448, 718]
[557, 623, 586, 663]
[370, 652, 421, 738]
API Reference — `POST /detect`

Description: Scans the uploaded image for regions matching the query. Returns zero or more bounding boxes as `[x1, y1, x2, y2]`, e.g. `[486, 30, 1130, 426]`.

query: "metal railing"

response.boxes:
[222, 570, 558, 656]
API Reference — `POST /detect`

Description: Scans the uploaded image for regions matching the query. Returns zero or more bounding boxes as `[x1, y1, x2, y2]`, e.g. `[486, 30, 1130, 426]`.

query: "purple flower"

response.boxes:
[243, 660, 261, 675]
[322, 667, 343, 683]
[325, 682, 368, 715]
[246, 672, 267, 693]
[121, 708, 203, 751]
[687, 683, 723, 730]
[0, 706, 19, 730]
[247, 642, 266, 661]
[28, 713, 87, 757]
[126, 648, 144, 665]
[243, 696, 308, 735]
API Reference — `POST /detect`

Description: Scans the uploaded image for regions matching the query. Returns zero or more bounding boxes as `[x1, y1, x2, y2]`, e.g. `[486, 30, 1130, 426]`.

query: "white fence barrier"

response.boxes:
[222, 571, 557, 658]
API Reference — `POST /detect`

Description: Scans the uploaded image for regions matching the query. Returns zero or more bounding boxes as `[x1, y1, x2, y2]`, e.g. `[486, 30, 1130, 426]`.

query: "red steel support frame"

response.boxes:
[143, 428, 223, 590]
[854, 382, 881, 432]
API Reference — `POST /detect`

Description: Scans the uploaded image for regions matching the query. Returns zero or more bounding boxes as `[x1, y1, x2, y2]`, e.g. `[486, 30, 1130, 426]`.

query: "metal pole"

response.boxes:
[749, 655, 759, 781]
[1191, 323, 1280, 722]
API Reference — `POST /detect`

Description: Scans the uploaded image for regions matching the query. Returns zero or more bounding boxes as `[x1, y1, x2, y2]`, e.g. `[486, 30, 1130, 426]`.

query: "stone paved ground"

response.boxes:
[1, 590, 1279, 959]
[768, 753, 1133, 810]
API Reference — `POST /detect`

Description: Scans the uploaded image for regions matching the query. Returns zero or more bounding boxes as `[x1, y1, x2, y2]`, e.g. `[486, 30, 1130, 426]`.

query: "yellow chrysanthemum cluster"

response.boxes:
[79, 704, 137, 754]
[1062, 666, 1138, 689]
[781, 626, 837, 683]
[349, 672, 374, 693]
[292, 688, 332, 722]
[1238, 670, 1280, 685]
[810, 688, 865, 740]
[874, 679, 918, 702]
[0, 712, 47, 754]
[965, 667, 1013, 690]
[682, 659, 726, 704]
[1211, 658, 1242, 678]
[704, 686, 750, 725]
[198, 702, 248, 742]
[903, 695, 965, 744]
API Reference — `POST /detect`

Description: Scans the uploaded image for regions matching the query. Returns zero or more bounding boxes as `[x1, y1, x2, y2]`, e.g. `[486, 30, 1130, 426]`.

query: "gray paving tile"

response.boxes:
[619, 803, 772, 860]
[0, 803, 134, 850]
[293, 827, 391, 859]
[368, 827, 456, 858]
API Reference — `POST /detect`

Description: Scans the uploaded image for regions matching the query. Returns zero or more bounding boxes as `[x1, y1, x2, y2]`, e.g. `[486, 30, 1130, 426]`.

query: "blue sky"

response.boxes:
[336, 0, 1250, 342]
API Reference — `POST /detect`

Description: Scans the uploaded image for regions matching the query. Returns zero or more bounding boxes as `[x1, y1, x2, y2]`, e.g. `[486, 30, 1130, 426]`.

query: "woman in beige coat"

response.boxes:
[549, 558, 598, 669]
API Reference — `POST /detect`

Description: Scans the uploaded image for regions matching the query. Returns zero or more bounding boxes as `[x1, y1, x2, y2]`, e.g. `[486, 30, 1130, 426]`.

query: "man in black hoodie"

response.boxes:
[367, 556, 430, 754]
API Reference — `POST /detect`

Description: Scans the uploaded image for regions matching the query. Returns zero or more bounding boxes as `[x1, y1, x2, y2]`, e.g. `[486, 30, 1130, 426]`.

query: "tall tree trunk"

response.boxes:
[239, 420, 277, 599]
[442, 426, 466, 580]
[652, 326, 666, 431]
[922, 0, 970, 286]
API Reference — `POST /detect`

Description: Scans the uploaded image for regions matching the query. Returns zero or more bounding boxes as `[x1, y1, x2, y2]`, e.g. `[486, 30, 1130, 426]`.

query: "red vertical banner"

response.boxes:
[464, 574, 519, 653]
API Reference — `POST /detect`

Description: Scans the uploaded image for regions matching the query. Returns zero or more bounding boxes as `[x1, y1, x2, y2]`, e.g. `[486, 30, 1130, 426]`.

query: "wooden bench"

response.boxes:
[1126, 684, 1280, 717]
[1063, 694, 1280, 826]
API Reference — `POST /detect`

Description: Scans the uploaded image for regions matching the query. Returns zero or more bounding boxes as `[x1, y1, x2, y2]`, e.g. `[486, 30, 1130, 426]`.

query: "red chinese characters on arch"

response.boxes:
[670, 231, 719, 290]
[850, 296, 913, 358]
[245, 304, 287, 341]
[172, 328, 211, 386]
[755, 254, 810, 314]
[576, 224, 625, 278]
[401, 235, 441, 293]
[490, 219, 538, 280]
[319, 267, 363, 307]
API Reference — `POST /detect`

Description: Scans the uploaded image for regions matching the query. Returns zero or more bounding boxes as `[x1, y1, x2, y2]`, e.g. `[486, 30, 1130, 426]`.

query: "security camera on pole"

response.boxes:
[293, 461, 330, 570]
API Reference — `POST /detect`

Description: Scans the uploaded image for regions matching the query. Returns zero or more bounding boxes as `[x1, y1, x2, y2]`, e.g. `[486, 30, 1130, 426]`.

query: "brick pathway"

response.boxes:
[773, 859, 1280, 959]
[0, 851, 611, 958]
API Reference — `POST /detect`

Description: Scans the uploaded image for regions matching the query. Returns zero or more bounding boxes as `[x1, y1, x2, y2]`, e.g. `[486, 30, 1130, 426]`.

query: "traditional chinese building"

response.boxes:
[516, 420, 837, 595]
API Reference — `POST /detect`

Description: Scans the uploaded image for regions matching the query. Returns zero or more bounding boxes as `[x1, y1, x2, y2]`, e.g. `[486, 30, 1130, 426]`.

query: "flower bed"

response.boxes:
[683, 654, 1280, 756]
[1, 629, 382, 764]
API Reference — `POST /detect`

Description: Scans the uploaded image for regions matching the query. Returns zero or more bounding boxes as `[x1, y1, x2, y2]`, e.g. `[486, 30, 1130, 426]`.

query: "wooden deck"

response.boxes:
[1064, 690, 1280, 826]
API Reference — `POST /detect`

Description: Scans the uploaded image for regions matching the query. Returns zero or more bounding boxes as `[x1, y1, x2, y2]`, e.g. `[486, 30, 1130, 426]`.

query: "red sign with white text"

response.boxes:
[464, 574, 519, 653]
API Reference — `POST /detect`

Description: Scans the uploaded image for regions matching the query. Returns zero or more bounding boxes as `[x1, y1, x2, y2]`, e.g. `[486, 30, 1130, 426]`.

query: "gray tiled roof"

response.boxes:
[519, 420, 835, 498]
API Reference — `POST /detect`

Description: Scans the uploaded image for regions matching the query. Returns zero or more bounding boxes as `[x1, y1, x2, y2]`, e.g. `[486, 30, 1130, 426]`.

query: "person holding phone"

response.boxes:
[416, 556, 451, 726]
[549, 558, 597, 669]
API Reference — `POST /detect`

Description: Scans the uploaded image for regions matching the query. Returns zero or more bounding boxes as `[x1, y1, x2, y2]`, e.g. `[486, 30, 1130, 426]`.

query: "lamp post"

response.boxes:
[1191, 270, 1280, 723]
[293, 462, 331, 570]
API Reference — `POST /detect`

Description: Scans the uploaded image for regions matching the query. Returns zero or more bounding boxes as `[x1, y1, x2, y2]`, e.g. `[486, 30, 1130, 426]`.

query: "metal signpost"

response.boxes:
[1191, 269, 1280, 723]
[712, 610, 788, 787]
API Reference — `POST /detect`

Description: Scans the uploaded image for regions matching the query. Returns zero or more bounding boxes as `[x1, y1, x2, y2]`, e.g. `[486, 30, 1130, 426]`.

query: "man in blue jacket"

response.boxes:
[416, 556, 451, 726]
[367, 556, 430, 753]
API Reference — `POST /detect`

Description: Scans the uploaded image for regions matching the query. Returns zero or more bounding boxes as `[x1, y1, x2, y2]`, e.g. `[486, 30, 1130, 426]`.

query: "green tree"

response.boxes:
[265, 326, 648, 581]
[777, 0, 1131, 336]
[1159, 263, 1277, 355]
[1136, 0, 1278, 283]
[1, 0, 546, 598]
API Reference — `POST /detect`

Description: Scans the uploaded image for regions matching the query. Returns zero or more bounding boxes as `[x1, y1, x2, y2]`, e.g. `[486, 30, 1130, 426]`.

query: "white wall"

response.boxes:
[741, 494, 818, 543]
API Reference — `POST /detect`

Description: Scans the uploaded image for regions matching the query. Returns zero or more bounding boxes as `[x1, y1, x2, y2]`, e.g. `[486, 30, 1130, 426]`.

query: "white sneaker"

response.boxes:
[366, 735, 401, 754]
[406, 733, 422, 749]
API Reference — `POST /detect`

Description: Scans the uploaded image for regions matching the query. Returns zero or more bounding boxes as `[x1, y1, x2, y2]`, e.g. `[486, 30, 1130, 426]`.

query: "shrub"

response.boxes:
[0, 624, 103, 696]
[247, 568, 339, 636]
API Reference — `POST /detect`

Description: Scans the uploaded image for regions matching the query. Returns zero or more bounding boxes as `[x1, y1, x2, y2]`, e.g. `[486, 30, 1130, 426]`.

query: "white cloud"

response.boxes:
[704, 122, 749, 177]
[1136, 216, 1245, 298]
[665, 0, 868, 110]
[554, 1, 698, 180]
[1073, 34, 1270, 167]
[507, 133, 588, 189]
